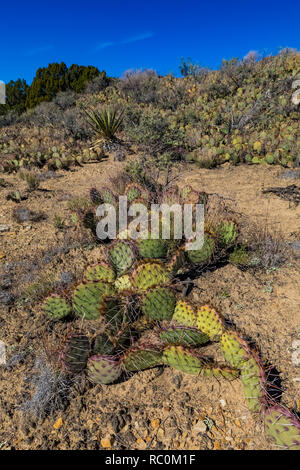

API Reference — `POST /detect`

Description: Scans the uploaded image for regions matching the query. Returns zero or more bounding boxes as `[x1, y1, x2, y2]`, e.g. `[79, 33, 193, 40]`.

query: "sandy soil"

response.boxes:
[0, 159, 299, 450]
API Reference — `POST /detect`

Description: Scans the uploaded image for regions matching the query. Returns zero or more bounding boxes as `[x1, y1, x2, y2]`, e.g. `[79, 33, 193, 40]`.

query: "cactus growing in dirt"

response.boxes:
[72, 281, 115, 320]
[185, 235, 215, 264]
[124, 347, 163, 371]
[84, 262, 116, 282]
[43, 295, 72, 320]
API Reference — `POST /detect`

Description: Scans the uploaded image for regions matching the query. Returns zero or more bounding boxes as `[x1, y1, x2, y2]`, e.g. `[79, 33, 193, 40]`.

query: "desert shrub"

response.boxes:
[62, 107, 93, 140]
[119, 69, 160, 104]
[85, 74, 112, 94]
[53, 90, 77, 110]
[124, 107, 186, 156]
[19, 170, 40, 191]
[0, 110, 18, 128]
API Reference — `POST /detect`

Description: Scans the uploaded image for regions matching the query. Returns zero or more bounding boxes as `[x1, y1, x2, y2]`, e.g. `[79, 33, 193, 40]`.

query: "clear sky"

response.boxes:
[1, 0, 299, 84]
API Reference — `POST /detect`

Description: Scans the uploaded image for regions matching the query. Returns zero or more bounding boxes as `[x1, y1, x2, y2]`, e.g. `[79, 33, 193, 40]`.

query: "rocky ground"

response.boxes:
[0, 158, 299, 450]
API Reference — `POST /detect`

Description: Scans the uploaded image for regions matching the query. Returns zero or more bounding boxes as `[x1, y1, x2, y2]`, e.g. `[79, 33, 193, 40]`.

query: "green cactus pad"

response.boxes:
[180, 186, 193, 202]
[216, 221, 238, 246]
[132, 262, 170, 291]
[102, 188, 116, 206]
[109, 241, 136, 276]
[137, 237, 168, 259]
[162, 345, 204, 375]
[185, 235, 215, 264]
[87, 355, 121, 384]
[264, 405, 300, 450]
[195, 305, 224, 341]
[114, 274, 133, 292]
[43, 295, 72, 320]
[72, 281, 115, 320]
[172, 300, 197, 328]
[141, 287, 176, 321]
[63, 334, 89, 373]
[160, 326, 209, 347]
[220, 331, 250, 368]
[240, 357, 265, 413]
[100, 296, 124, 331]
[84, 262, 116, 282]
[201, 366, 239, 381]
[124, 347, 163, 371]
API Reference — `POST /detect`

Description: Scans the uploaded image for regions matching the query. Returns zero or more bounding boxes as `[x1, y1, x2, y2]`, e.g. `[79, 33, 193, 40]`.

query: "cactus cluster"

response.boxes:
[42, 180, 300, 449]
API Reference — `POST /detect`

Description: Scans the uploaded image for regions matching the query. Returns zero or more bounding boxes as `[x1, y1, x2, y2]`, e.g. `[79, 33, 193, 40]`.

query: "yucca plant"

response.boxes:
[84, 106, 124, 141]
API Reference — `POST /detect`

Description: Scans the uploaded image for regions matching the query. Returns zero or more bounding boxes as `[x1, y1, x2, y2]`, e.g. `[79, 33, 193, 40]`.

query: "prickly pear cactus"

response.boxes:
[84, 262, 116, 282]
[185, 235, 215, 264]
[240, 356, 266, 413]
[114, 274, 133, 292]
[264, 405, 300, 450]
[132, 262, 170, 291]
[159, 325, 209, 347]
[172, 300, 197, 328]
[93, 334, 115, 355]
[87, 354, 121, 384]
[43, 295, 72, 320]
[72, 281, 115, 320]
[124, 347, 163, 371]
[195, 305, 224, 341]
[90, 187, 103, 205]
[162, 345, 205, 375]
[216, 221, 238, 246]
[125, 183, 148, 203]
[62, 334, 90, 373]
[141, 287, 176, 320]
[109, 241, 136, 276]
[220, 331, 250, 369]
[102, 188, 116, 206]
[137, 237, 168, 259]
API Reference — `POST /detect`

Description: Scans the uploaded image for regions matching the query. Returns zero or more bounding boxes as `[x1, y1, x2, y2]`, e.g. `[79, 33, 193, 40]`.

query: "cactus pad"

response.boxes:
[195, 305, 224, 341]
[162, 345, 204, 375]
[102, 188, 116, 206]
[109, 241, 136, 276]
[63, 334, 89, 373]
[87, 355, 121, 384]
[43, 295, 72, 320]
[124, 347, 163, 371]
[137, 237, 168, 259]
[240, 357, 266, 413]
[114, 274, 133, 292]
[132, 262, 170, 291]
[84, 262, 116, 282]
[264, 405, 300, 450]
[160, 326, 209, 347]
[141, 287, 176, 321]
[185, 235, 215, 264]
[216, 221, 238, 246]
[72, 281, 115, 320]
[172, 300, 197, 328]
[220, 331, 250, 368]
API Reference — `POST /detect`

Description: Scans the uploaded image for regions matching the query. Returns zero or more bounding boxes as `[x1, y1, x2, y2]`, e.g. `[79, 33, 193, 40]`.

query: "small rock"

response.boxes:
[192, 420, 207, 434]
[279, 169, 300, 179]
[60, 271, 74, 287]
[219, 399, 226, 408]
[0, 278, 12, 289]
[13, 207, 44, 223]
[114, 150, 125, 161]
[0, 290, 14, 305]
[0, 224, 11, 233]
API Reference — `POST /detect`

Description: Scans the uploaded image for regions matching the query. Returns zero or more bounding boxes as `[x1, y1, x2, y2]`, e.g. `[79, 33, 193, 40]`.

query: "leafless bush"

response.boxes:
[21, 357, 71, 418]
[62, 107, 93, 139]
[245, 222, 286, 268]
[119, 69, 160, 104]
[53, 90, 77, 110]
[85, 74, 112, 94]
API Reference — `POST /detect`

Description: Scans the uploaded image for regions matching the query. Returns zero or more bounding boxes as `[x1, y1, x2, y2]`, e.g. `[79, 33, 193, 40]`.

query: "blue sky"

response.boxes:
[1, 0, 299, 84]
